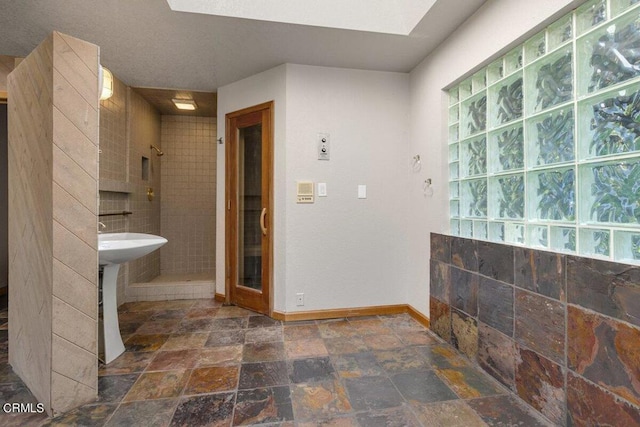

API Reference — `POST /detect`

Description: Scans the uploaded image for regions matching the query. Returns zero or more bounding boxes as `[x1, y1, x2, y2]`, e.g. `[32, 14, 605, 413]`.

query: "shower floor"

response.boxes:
[127, 272, 215, 302]
[148, 272, 214, 284]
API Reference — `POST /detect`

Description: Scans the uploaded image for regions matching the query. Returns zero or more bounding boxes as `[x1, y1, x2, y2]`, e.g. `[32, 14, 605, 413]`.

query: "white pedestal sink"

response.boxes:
[98, 233, 167, 364]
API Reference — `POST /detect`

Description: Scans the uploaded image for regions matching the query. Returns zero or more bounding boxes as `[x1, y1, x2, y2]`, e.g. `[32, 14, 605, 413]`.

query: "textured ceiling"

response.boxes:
[0, 0, 486, 92]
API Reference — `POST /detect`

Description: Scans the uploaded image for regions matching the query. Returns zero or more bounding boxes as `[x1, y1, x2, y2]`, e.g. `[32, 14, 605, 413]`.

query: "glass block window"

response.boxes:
[448, 0, 640, 265]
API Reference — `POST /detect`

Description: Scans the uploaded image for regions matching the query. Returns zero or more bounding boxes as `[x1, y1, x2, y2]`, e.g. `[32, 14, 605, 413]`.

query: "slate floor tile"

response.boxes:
[0, 299, 561, 426]
[239, 360, 289, 389]
[123, 370, 189, 401]
[170, 392, 235, 427]
[467, 395, 552, 426]
[291, 379, 352, 420]
[392, 370, 458, 404]
[105, 399, 177, 427]
[233, 386, 294, 425]
[288, 357, 336, 384]
[344, 376, 404, 411]
[183, 365, 239, 395]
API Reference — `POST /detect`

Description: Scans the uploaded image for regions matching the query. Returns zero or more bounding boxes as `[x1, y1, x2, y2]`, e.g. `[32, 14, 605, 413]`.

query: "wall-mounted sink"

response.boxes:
[99, 232, 168, 265]
[98, 232, 167, 363]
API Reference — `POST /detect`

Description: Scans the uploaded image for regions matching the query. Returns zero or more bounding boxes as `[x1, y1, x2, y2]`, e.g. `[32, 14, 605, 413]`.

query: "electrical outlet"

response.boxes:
[295, 293, 304, 306]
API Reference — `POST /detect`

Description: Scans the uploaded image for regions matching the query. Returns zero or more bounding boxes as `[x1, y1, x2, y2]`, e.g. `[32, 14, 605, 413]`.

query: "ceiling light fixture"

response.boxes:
[99, 66, 113, 101]
[172, 98, 197, 110]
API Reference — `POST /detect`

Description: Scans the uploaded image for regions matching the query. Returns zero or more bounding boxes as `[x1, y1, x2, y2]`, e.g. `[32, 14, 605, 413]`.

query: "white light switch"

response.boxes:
[358, 185, 367, 199]
[318, 182, 327, 197]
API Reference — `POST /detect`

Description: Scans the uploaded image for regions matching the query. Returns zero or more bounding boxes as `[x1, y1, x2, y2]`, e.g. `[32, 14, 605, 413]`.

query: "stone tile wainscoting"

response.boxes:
[429, 233, 640, 426]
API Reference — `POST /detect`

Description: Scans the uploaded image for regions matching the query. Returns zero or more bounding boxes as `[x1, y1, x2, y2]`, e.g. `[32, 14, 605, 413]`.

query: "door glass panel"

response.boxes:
[238, 124, 262, 290]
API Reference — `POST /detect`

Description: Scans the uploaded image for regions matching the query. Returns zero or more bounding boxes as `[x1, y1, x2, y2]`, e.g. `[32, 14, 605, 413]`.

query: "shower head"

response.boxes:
[150, 144, 164, 156]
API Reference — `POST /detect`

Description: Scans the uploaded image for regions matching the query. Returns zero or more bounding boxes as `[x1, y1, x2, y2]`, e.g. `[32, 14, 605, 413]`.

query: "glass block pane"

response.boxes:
[459, 78, 473, 100]
[505, 48, 523, 75]
[449, 143, 459, 161]
[460, 220, 473, 238]
[579, 228, 611, 256]
[449, 124, 459, 143]
[580, 160, 640, 224]
[576, 0, 607, 36]
[548, 14, 573, 51]
[489, 221, 505, 242]
[577, 10, 640, 95]
[505, 222, 525, 244]
[550, 226, 576, 252]
[488, 59, 504, 85]
[474, 221, 488, 240]
[525, 47, 572, 114]
[449, 161, 459, 180]
[488, 73, 523, 128]
[461, 178, 488, 218]
[450, 199, 460, 218]
[489, 174, 525, 219]
[528, 167, 576, 222]
[612, 0, 640, 17]
[488, 123, 524, 173]
[525, 31, 546, 64]
[613, 229, 640, 261]
[460, 136, 487, 177]
[450, 181, 459, 199]
[450, 219, 460, 236]
[473, 71, 487, 93]
[449, 86, 459, 105]
[577, 83, 640, 160]
[526, 107, 575, 168]
[527, 224, 549, 248]
[461, 92, 487, 138]
[449, 105, 459, 124]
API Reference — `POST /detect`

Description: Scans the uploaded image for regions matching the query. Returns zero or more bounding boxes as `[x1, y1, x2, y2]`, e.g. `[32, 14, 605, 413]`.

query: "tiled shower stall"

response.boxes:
[98, 76, 216, 303]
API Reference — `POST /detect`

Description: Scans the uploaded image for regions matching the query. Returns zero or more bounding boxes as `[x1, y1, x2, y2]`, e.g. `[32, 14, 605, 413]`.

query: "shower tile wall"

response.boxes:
[98, 76, 127, 183]
[429, 233, 640, 426]
[160, 116, 216, 276]
[127, 90, 161, 284]
[98, 78, 162, 301]
[99, 75, 128, 302]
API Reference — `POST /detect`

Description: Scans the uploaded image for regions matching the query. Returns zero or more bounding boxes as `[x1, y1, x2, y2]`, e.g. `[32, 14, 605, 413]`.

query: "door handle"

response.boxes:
[260, 208, 267, 236]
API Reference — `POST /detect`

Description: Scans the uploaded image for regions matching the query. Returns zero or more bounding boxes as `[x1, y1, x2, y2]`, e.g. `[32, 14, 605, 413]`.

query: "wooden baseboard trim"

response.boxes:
[272, 304, 429, 326]
[214, 293, 225, 303]
[406, 305, 430, 328]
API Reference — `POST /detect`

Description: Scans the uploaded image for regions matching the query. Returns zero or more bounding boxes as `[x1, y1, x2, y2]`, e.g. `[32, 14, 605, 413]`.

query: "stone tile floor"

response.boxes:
[0, 300, 552, 426]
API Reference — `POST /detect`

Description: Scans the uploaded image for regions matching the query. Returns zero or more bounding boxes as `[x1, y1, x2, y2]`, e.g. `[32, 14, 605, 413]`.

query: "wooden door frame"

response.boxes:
[225, 101, 274, 316]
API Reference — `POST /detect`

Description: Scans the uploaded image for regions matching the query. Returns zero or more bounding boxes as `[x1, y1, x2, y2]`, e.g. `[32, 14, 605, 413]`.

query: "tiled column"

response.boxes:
[8, 32, 99, 415]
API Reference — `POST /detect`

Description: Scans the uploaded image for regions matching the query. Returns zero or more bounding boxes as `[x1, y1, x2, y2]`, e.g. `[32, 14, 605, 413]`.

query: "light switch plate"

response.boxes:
[358, 185, 366, 199]
[318, 183, 327, 197]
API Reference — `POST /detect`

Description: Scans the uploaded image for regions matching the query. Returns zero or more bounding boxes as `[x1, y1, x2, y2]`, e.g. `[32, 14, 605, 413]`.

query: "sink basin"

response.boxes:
[99, 233, 167, 265]
[98, 232, 167, 364]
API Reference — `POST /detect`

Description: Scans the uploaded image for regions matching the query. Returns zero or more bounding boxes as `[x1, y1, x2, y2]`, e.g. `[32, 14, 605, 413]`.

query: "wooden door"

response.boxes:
[225, 102, 273, 315]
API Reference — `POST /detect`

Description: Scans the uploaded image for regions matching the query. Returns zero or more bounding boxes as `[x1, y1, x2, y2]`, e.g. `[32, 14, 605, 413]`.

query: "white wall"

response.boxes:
[217, 0, 587, 317]
[284, 64, 410, 312]
[406, 0, 586, 314]
[217, 63, 411, 313]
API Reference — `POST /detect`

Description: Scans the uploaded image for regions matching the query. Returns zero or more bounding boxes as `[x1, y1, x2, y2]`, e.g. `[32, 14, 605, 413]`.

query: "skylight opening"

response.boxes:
[166, 0, 437, 35]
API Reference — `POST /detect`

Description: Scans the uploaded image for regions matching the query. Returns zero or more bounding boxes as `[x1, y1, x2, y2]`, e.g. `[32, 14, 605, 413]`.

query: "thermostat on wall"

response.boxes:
[297, 181, 314, 203]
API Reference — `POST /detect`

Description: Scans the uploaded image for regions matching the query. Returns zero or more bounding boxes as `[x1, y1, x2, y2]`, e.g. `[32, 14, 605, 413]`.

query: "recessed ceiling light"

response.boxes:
[172, 98, 197, 110]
